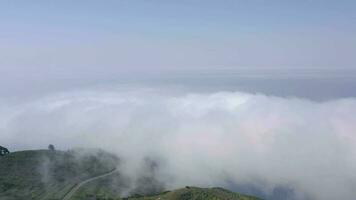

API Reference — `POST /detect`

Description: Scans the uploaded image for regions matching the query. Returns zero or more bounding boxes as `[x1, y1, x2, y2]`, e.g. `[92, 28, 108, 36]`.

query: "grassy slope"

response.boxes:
[71, 172, 129, 200]
[74, 186, 262, 200]
[0, 150, 262, 200]
[141, 187, 263, 200]
[0, 149, 118, 200]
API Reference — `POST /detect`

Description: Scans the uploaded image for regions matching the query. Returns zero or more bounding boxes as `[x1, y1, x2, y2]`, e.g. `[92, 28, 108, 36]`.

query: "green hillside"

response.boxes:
[72, 186, 262, 200]
[0, 150, 262, 200]
[130, 187, 262, 200]
[0, 149, 118, 200]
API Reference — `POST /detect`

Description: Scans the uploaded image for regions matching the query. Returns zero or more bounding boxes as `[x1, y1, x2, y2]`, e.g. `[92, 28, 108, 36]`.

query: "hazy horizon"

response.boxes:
[1, 1, 356, 200]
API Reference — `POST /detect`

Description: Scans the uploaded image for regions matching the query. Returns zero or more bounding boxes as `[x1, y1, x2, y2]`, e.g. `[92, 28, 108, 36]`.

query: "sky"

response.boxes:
[1, 1, 356, 200]
[1, 0, 356, 98]
[1, 0, 356, 74]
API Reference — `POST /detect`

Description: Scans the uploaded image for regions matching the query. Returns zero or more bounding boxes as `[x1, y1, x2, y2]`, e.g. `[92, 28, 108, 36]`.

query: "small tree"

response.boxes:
[48, 144, 55, 151]
[0, 146, 10, 156]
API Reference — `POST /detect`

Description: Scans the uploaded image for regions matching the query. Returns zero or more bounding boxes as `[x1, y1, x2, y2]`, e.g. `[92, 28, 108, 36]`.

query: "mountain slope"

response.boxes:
[0, 149, 118, 200]
[0, 150, 262, 200]
[71, 184, 262, 200]
[128, 187, 263, 200]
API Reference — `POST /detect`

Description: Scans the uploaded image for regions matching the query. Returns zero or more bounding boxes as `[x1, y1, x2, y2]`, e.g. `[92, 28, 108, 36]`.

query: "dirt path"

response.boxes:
[62, 168, 118, 200]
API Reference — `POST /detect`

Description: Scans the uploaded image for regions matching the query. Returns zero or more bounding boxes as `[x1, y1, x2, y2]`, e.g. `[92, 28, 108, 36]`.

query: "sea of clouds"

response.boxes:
[1, 87, 356, 200]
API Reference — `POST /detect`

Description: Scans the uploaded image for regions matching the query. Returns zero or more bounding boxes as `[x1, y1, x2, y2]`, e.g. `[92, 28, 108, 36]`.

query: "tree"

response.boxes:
[48, 144, 55, 151]
[0, 146, 10, 156]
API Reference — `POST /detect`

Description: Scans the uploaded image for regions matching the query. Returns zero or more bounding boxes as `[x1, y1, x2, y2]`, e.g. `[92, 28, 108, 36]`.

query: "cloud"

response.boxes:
[1, 87, 356, 200]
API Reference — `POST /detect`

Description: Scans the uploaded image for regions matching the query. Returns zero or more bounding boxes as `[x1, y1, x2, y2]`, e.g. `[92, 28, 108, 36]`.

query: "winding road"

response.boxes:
[62, 168, 118, 200]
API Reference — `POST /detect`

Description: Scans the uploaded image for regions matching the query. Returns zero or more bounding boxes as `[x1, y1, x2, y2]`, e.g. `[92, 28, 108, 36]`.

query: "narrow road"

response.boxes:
[62, 168, 118, 200]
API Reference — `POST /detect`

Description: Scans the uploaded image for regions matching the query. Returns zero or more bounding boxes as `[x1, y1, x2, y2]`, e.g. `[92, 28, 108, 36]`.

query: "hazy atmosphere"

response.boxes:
[1, 1, 356, 200]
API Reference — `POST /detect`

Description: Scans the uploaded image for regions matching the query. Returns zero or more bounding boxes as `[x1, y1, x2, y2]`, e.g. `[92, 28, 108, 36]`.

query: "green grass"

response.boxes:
[0, 149, 118, 200]
[0, 149, 262, 200]
[73, 186, 262, 200]
[127, 187, 262, 200]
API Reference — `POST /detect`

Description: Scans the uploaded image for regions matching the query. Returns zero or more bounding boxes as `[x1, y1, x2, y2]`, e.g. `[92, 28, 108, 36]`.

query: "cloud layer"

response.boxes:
[1, 88, 356, 200]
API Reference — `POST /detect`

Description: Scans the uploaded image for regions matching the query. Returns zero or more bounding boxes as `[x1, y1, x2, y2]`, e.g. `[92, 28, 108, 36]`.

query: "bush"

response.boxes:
[0, 146, 10, 156]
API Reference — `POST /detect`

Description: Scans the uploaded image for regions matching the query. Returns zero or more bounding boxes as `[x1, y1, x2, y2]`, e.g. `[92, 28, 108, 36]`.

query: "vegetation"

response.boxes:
[48, 144, 55, 151]
[130, 187, 263, 200]
[0, 149, 262, 200]
[72, 186, 262, 200]
[0, 146, 10, 156]
[0, 149, 118, 200]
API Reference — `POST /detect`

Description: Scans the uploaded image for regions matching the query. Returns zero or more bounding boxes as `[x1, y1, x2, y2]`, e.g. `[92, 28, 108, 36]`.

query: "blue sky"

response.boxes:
[0, 0, 356, 97]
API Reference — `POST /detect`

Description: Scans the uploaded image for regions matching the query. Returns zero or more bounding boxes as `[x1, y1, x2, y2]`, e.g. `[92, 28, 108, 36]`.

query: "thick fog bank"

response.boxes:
[1, 88, 356, 200]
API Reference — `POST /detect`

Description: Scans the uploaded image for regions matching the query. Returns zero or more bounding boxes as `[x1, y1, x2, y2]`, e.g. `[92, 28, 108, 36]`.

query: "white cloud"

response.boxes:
[1, 88, 356, 200]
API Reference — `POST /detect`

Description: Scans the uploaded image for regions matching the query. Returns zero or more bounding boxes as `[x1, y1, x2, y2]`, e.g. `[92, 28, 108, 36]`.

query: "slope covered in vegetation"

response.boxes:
[0, 150, 262, 200]
[0, 149, 118, 200]
[73, 186, 262, 200]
